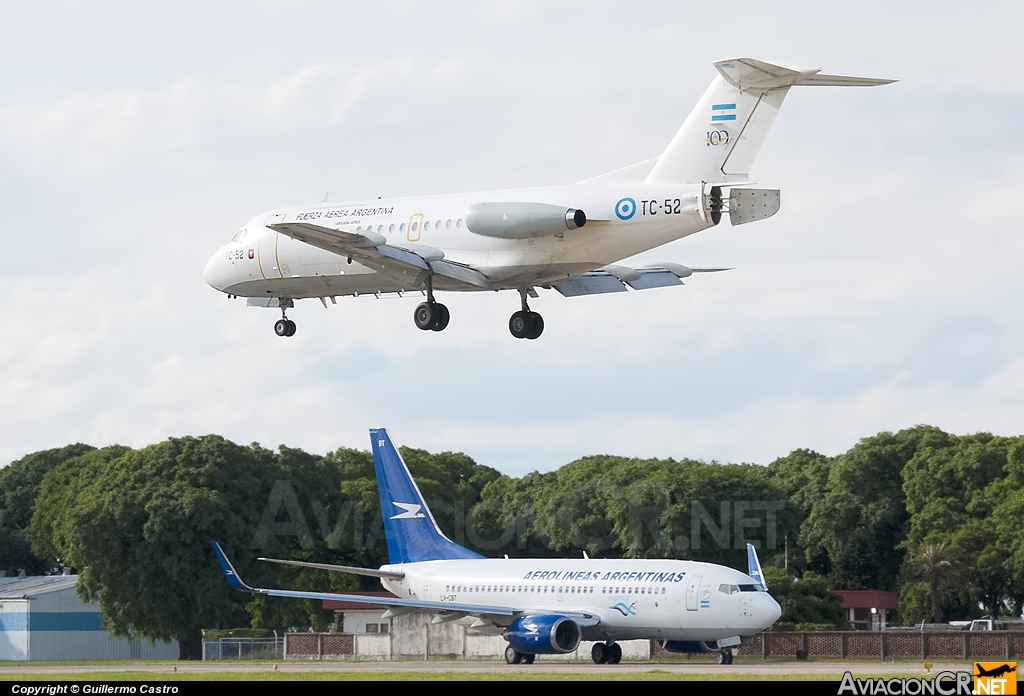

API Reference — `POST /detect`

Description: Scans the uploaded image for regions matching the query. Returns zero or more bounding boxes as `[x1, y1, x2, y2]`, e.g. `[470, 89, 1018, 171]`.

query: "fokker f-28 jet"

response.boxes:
[212, 428, 782, 665]
[204, 58, 892, 339]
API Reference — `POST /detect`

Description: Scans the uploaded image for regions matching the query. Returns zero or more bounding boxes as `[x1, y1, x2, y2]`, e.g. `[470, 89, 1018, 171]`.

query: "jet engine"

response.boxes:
[465, 202, 586, 239]
[505, 614, 582, 654]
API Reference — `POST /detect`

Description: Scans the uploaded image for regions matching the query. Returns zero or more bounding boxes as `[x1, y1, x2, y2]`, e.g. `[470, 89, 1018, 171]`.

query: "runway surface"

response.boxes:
[0, 660, 973, 678]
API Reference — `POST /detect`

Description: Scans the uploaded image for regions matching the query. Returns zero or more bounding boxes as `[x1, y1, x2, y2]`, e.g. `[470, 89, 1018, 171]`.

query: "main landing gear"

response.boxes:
[591, 642, 622, 664]
[509, 290, 543, 340]
[414, 275, 450, 332]
[274, 300, 296, 337]
[716, 649, 734, 665]
[504, 646, 535, 664]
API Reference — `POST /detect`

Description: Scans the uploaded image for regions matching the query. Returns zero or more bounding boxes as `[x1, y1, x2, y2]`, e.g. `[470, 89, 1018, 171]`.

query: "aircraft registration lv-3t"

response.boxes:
[204, 58, 893, 339]
[212, 428, 782, 665]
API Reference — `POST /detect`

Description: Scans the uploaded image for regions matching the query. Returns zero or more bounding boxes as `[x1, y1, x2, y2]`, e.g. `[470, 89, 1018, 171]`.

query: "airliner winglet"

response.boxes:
[204, 58, 892, 341]
[214, 428, 783, 666]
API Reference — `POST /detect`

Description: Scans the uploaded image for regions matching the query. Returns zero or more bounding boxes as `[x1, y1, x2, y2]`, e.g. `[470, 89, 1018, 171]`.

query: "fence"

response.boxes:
[202, 637, 284, 661]
[652, 632, 1024, 661]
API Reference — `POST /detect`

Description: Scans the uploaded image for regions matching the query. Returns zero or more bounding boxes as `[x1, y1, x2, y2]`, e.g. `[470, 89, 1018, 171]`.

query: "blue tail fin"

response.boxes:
[370, 428, 484, 564]
[746, 543, 767, 590]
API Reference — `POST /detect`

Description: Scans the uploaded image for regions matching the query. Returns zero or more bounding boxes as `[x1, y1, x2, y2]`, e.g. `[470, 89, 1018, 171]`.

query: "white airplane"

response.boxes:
[203, 58, 893, 339]
[201, 58, 888, 337]
[212, 427, 783, 665]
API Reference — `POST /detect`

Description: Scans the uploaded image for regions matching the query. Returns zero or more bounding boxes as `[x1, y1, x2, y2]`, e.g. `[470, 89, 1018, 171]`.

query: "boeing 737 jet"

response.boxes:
[213, 428, 782, 665]
[204, 58, 892, 339]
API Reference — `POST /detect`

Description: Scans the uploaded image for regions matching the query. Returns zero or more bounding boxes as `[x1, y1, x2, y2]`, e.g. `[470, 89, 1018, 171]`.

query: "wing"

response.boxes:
[257, 556, 405, 581]
[551, 263, 731, 297]
[269, 222, 491, 290]
[213, 542, 602, 630]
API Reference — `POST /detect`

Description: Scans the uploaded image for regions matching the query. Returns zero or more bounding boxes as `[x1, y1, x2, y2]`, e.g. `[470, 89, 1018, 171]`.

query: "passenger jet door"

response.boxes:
[259, 214, 285, 280]
[685, 575, 702, 611]
[407, 213, 423, 242]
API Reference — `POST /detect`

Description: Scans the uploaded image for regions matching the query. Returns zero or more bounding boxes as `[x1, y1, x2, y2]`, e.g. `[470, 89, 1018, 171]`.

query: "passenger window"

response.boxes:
[389, 224, 396, 233]
[446, 219, 452, 229]
[456, 219, 463, 228]
[424, 220, 431, 231]
[435, 220, 441, 229]
[412, 222, 418, 232]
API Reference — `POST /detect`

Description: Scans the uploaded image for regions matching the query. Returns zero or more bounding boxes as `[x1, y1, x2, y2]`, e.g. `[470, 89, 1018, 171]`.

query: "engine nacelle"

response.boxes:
[465, 202, 586, 239]
[506, 614, 582, 655]
[660, 640, 721, 653]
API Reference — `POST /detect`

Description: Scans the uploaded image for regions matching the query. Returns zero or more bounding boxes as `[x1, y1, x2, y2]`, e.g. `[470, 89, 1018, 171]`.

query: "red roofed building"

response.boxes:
[833, 590, 899, 630]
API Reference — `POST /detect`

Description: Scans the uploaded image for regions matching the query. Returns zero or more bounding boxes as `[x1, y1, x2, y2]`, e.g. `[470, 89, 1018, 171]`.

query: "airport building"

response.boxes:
[0, 574, 179, 660]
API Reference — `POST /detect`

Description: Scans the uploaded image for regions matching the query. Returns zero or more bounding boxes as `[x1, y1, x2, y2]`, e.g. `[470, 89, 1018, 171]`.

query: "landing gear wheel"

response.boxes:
[717, 649, 733, 665]
[414, 302, 438, 331]
[591, 642, 609, 664]
[274, 319, 296, 337]
[509, 310, 530, 338]
[431, 303, 450, 332]
[504, 645, 522, 664]
[608, 642, 622, 664]
[524, 311, 543, 339]
[522, 653, 535, 664]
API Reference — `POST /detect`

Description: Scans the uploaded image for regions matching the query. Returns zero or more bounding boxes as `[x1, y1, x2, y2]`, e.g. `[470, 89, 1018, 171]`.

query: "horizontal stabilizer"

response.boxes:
[257, 557, 405, 580]
[715, 58, 895, 92]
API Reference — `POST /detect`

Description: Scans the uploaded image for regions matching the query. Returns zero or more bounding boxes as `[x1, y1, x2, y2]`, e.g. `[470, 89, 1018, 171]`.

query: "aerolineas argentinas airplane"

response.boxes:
[212, 428, 782, 665]
[204, 58, 891, 339]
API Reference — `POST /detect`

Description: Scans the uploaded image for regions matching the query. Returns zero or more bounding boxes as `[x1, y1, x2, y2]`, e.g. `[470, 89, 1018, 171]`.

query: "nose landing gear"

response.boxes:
[509, 289, 543, 340]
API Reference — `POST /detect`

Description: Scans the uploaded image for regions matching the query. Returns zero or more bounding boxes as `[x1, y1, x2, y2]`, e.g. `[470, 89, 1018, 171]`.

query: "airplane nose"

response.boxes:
[763, 594, 782, 626]
[204, 250, 229, 291]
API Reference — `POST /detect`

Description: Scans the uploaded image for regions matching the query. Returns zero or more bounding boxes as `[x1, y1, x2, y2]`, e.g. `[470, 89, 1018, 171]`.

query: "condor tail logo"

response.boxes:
[391, 502, 425, 519]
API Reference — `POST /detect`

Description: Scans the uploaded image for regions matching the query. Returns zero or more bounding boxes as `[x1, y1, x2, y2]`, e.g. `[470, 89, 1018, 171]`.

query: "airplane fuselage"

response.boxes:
[379, 557, 778, 642]
[204, 183, 712, 300]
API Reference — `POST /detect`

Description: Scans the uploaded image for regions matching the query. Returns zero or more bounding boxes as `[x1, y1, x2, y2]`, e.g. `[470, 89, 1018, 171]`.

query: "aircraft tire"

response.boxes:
[431, 304, 450, 332]
[591, 642, 609, 664]
[504, 645, 522, 664]
[284, 320, 296, 337]
[716, 650, 733, 665]
[608, 643, 622, 664]
[525, 312, 543, 339]
[414, 302, 438, 331]
[274, 319, 290, 337]
[522, 653, 535, 664]
[509, 310, 531, 339]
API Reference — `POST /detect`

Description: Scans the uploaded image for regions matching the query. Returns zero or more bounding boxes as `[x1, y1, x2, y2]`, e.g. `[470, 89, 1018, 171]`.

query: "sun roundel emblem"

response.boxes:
[615, 197, 636, 220]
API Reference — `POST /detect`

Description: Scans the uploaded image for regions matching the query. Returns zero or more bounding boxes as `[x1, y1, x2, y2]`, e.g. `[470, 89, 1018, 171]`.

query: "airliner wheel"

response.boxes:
[608, 642, 622, 664]
[504, 645, 522, 664]
[274, 319, 296, 337]
[414, 302, 438, 331]
[522, 653, 535, 664]
[591, 642, 609, 664]
[431, 303, 450, 331]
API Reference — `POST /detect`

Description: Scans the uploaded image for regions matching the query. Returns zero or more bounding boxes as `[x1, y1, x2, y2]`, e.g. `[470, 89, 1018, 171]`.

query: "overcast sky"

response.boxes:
[1, 1, 1022, 476]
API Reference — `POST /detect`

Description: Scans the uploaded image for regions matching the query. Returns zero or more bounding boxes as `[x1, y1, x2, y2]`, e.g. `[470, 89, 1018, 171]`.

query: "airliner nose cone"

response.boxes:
[765, 594, 782, 625]
[204, 250, 228, 291]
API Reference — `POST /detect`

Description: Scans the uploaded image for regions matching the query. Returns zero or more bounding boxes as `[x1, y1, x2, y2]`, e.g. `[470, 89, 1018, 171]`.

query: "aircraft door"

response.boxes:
[259, 214, 285, 280]
[407, 213, 424, 242]
[685, 575, 703, 611]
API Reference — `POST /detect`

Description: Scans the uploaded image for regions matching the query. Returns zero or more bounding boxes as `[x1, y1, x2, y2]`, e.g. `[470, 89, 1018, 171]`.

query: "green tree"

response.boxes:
[28, 436, 285, 659]
[802, 426, 953, 591]
[0, 443, 95, 575]
[762, 566, 846, 629]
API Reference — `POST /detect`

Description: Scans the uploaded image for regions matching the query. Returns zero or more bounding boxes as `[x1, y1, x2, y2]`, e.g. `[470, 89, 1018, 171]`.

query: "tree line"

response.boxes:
[0, 424, 1021, 658]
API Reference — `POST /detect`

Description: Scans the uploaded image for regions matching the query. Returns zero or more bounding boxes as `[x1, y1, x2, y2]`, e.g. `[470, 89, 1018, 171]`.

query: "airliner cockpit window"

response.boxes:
[231, 228, 248, 243]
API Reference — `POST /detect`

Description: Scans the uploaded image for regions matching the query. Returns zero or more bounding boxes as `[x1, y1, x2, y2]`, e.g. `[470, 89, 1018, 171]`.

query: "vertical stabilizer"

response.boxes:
[645, 58, 894, 185]
[370, 428, 483, 564]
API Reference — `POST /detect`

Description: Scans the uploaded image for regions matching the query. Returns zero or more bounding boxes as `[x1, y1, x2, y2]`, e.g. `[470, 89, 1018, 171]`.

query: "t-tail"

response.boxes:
[747, 543, 767, 591]
[371, 427, 483, 564]
[645, 58, 895, 185]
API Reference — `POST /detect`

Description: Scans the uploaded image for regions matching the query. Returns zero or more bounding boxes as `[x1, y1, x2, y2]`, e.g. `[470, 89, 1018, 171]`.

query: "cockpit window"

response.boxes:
[738, 584, 760, 592]
[231, 228, 248, 243]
